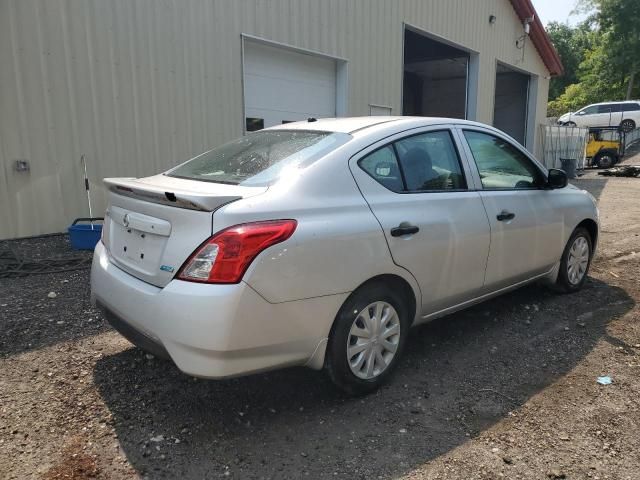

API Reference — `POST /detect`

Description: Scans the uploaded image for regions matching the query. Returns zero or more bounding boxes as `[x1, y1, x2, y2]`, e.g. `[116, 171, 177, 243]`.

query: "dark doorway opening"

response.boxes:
[493, 63, 530, 145]
[402, 28, 469, 118]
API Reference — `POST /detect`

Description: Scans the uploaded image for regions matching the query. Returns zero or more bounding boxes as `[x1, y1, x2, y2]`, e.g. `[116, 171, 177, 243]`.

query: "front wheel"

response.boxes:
[326, 283, 410, 396]
[564, 121, 577, 127]
[555, 227, 593, 293]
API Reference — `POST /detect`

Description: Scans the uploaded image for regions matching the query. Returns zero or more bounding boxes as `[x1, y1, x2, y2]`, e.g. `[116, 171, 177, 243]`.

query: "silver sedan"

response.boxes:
[91, 117, 598, 395]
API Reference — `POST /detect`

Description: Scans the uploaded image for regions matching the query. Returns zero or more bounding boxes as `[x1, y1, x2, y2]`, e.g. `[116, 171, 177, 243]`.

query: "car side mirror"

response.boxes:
[547, 168, 568, 189]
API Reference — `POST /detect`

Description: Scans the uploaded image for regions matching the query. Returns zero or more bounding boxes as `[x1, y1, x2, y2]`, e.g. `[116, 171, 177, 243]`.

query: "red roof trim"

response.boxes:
[509, 0, 564, 76]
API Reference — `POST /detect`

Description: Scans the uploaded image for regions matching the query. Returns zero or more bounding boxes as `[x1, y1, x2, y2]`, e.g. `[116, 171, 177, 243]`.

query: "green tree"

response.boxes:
[547, 0, 640, 116]
[548, 84, 588, 118]
[547, 32, 629, 118]
[577, 33, 627, 101]
[546, 21, 595, 100]
[575, 0, 640, 99]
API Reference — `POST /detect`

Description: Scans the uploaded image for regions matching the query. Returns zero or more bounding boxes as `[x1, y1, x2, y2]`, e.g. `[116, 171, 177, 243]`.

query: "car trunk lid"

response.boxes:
[102, 175, 266, 287]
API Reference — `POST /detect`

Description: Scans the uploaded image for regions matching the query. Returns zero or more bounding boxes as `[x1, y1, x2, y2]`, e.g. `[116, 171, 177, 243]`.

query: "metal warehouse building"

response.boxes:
[0, 0, 562, 239]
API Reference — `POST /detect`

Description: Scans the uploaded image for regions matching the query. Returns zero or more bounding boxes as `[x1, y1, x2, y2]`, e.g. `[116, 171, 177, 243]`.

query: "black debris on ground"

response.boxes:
[598, 165, 640, 177]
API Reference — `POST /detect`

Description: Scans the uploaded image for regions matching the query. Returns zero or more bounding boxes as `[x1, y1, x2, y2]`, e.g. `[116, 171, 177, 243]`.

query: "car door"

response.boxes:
[592, 104, 616, 127]
[621, 102, 640, 126]
[457, 127, 565, 292]
[349, 127, 491, 315]
[607, 104, 623, 126]
[573, 105, 599, 127]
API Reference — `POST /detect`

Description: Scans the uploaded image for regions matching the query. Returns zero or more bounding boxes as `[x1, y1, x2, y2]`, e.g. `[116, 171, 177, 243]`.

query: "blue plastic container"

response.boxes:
[68, 217, 103, 250]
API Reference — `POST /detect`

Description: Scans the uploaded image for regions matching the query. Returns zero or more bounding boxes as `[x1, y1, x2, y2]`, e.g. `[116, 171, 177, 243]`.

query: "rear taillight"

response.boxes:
[177, 220, 297, 284]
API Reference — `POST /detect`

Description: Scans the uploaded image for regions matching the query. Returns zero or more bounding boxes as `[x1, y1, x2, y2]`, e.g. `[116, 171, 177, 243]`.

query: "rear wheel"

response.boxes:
[594, 151, 617, 169]
[555, 227, 593, 293]
[326, 282, 409, 396]
[620, 119, 635, 133]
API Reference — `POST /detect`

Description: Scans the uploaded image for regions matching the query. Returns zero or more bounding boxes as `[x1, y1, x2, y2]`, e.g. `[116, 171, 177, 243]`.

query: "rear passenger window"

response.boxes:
[623, 103, 640, 112]
[394, 131, 467, 191]
[358, 146, 404, 192]
[358, 130, 467, 192]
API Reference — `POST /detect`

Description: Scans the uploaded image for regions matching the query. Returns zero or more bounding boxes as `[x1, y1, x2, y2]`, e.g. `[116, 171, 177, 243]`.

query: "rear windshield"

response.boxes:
[166, 130, 351, 187]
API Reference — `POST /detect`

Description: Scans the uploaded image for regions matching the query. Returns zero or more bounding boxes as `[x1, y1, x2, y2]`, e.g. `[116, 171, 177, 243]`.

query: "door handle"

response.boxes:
[390, 223, 419, 237]
[496, 210, 515, 222]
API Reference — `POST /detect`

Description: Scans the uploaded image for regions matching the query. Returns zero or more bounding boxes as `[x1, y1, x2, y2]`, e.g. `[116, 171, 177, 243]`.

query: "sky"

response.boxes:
[532, 0, 590, 26]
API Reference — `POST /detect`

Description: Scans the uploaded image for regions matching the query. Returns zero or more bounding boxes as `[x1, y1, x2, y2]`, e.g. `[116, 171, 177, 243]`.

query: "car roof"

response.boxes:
[266, 116, 404, 133]
[587, 100, 640, 106]
[266, 116, 490, 134]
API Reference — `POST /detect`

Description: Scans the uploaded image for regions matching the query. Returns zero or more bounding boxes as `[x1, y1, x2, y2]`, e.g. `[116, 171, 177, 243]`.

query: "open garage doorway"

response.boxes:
[402, 27, 473, 119]
[493, 63, 531, 146]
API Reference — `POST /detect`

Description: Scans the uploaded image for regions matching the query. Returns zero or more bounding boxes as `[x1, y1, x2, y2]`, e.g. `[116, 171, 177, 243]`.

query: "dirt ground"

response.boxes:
[1, 151, 639, 480]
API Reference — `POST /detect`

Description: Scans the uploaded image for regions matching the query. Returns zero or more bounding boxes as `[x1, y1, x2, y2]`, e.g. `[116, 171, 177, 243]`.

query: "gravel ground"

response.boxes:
[1, 149, 639, 480]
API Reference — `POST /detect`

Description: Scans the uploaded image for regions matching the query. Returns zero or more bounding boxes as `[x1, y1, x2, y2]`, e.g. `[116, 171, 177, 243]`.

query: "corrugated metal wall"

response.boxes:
[0, 0, 550, 239]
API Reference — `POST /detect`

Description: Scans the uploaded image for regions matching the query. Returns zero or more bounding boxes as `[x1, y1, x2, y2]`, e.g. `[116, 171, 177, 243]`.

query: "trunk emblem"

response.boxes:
[123, 213, 130, 227]
[160, 265, 175, 273]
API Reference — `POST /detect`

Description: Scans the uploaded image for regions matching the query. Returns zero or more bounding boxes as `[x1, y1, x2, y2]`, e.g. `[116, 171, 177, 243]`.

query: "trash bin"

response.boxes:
[559, 158, 578, 179]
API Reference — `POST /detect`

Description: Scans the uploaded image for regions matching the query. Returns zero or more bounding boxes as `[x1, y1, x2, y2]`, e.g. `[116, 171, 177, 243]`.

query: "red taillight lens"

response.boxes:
[177, 220, 297, 284]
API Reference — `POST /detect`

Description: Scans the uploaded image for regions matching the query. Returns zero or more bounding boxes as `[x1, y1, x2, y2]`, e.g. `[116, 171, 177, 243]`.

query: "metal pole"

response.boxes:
[81, 154, 94, 230]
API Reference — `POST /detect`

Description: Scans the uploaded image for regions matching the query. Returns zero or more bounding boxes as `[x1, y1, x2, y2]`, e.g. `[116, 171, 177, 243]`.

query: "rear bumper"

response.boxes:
[91, 241, 347, 378]
[97, 302, 171, 360]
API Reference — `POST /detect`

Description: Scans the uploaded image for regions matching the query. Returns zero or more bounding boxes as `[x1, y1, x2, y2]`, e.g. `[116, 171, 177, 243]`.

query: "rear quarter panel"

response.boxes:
[212, 144, 422, 308]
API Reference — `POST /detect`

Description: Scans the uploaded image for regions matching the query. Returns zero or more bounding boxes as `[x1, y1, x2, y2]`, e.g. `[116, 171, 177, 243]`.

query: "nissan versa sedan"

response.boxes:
[91, 117, 599, 395]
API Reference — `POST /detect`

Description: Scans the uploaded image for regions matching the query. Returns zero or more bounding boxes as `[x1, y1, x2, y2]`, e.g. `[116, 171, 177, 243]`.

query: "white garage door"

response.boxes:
[243, 41, 337, 130]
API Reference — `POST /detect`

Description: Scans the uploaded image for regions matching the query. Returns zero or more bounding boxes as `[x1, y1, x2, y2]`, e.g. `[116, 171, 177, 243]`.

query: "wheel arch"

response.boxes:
[595, 148, 618, 157]
[576, 218, 598, 251]
[328, 274, 419, 336]
[305, 271, 421, 371]
[365, 274, 418, 325]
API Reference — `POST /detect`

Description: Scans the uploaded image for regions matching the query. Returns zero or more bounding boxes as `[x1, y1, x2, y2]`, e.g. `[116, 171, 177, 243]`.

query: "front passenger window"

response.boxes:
[463, 131, 545, 190]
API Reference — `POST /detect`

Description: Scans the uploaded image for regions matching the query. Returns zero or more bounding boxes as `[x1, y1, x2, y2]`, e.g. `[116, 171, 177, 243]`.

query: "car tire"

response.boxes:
[620, 119, 635, 133]
[326, 282, 410, 396]
[594, 151, 617, 169]
[555, 227, 593, 293]
[564, 121, 577, 127]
